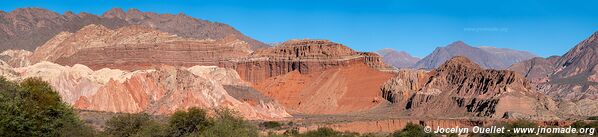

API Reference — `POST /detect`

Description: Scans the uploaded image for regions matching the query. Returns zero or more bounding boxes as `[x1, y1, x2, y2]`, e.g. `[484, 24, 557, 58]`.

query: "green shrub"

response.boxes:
[168, 107, 212, 137]
[391, 123, 433, 137]
[261, 121, 283, 129]
[588, 116, 598, 120]
[298, 127, 359, 137]
[0, 77, 94, 137]
[131, 120, 168, 137]
[105, 113, 164, 137]
[199, 108, 259, 137]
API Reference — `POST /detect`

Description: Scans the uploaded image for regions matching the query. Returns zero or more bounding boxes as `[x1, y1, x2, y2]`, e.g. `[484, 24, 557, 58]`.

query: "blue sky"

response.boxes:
[3, 0, 598, 57]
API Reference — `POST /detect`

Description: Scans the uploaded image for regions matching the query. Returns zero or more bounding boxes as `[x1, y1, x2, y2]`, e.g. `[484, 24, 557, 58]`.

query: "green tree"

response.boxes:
[105, 113, 164, 137]
[391, 123, 433, 137]
[199, 108, 259, 137]
[0, 77, 94, 137]
[168, 107, 212, 137]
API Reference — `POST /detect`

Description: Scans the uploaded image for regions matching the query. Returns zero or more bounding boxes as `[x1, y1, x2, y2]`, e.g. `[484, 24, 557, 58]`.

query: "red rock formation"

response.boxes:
[253, 62, 394, 114]
[222, 39, 393, 83]
[381, 56, 559, 120]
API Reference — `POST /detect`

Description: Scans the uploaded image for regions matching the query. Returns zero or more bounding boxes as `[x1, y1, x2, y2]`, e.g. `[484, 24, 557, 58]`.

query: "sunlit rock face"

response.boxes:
[12, 62, 290, 120]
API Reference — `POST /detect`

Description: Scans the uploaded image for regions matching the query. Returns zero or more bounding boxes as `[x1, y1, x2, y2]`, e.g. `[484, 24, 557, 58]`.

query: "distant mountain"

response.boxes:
[413, 41, 536, 69]
[479, 46, 538, 66]
[0, 8, 269, 52]
[375, 48, 420, 69]
[510, 31, 598, 101]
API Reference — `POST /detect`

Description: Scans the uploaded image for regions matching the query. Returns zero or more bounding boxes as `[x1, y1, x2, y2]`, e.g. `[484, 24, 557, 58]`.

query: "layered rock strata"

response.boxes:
[222, 39, 393, 83]
[30, 24, 252, 70]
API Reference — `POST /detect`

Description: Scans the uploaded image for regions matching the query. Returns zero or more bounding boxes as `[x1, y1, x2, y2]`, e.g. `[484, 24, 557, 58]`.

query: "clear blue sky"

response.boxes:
[3, 0, 598, 57]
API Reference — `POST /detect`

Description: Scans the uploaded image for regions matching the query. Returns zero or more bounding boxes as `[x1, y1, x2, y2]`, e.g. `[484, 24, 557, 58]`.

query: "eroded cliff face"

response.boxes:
[381, 56, 559, 120]
[222, 40, 393, 83]
[11, 62, 290, 120]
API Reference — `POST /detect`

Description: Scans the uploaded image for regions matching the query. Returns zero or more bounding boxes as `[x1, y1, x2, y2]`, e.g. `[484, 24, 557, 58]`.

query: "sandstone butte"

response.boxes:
[221, 39, 394, 83]
[381, 56, 560, 120]
[7, 61, 290, 120]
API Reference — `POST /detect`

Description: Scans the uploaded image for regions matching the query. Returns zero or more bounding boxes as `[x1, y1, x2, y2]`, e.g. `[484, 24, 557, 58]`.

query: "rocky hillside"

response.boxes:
[0, 8, 268, 52]
[381, 56, 558, 119]
[510, 32, 598, 101]
[30, 24, 252, 70]
[508, 32, 598, 116]
[376, 48, 420, 69]
[413, 41, 536, 69]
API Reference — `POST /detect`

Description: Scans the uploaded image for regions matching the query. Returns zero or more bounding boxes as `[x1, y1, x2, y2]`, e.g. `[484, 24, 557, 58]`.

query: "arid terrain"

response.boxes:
[1, 7, 597, 135]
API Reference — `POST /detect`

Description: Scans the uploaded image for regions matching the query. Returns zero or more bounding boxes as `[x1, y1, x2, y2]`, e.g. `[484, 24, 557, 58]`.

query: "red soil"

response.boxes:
[254, 63, 395, 114]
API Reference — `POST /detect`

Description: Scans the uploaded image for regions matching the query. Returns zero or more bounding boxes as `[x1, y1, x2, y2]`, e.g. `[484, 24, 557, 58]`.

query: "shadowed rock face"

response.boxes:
[376, 48, 420, 69]
[413, 41, 536, 69]
[381, 56, 558, 120]
[0, 8, 268, 52]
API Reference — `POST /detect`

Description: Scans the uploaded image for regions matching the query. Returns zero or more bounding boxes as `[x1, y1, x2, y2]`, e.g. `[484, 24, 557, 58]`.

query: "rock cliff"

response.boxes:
[222, 39, 393, 83]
